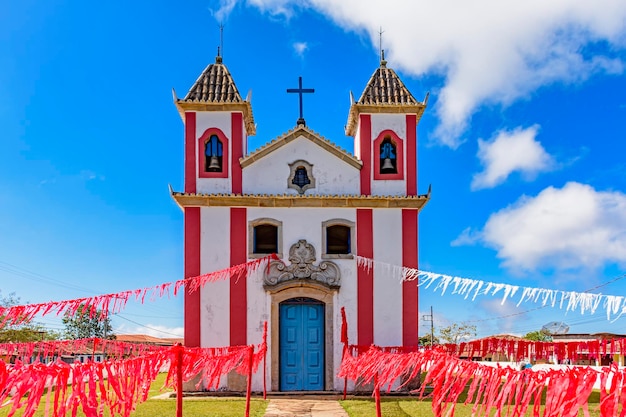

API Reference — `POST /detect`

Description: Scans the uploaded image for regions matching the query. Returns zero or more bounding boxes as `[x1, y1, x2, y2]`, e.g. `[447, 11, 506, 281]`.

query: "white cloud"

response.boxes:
[217, 0, 626, 147]
[293, 41, 308, 57]
[474, 182, 626, 271]
[450, 227, 481, 246]
[212, 0, 238, 22]
[471, 125, 554, 190]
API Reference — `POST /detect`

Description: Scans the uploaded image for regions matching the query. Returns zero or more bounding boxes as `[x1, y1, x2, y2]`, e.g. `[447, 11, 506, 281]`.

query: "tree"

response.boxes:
[438, 322, 477, 344]
[419, 334, 440, 347]
[62, 304, 114, 340]
[524, 330, 553, 342]
[0, 291, 60, 342]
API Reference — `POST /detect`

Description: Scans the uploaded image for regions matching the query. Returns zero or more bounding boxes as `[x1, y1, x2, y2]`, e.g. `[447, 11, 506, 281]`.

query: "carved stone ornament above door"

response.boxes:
[264, 240, 341, 289]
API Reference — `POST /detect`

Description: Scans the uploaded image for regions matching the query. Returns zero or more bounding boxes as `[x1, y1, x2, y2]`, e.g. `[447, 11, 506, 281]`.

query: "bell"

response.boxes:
[381, 157, 395, 171]
[208, 156, 221, 170]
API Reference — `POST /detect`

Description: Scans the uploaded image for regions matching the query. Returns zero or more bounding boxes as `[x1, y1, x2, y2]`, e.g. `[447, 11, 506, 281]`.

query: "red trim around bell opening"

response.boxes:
[197, 128, 230, 179]
[373, 129, 404, 181]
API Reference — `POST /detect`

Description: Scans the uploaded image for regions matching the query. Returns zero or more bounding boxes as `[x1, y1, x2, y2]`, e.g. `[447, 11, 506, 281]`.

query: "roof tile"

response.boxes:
[357, 60, 419, 105]
[184, 56, 243, 103]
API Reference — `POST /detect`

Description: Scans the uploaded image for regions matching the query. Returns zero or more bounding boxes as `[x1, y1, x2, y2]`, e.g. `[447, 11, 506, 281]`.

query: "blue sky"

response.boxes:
[2, 0, 626, 339]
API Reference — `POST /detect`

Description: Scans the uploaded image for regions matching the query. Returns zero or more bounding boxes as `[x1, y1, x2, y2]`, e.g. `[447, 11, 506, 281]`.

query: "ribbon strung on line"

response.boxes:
[0, 339, 267, 417]
[0, 255, 276, 328]
[439, 336, 626, 363]
[357, 256, 626, 321]
[338, 345, 626, 417]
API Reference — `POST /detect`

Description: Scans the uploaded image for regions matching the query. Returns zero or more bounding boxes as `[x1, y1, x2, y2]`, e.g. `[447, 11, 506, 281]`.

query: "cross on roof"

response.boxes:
[286, 76, 315, 126]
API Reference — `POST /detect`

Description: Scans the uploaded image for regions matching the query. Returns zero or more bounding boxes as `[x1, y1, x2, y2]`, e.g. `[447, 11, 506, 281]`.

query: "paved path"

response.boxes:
[263, 399, 349, 417]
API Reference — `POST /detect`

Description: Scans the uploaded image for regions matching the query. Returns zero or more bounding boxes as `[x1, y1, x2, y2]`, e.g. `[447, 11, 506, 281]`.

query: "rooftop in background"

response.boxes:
[115, 334, 183, 346]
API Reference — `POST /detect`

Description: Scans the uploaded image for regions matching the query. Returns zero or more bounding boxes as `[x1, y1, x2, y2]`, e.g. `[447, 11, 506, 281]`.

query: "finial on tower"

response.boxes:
[378, 27, 386, 67]
[215, 23, 224, 63]
[219, 23, 224, 57]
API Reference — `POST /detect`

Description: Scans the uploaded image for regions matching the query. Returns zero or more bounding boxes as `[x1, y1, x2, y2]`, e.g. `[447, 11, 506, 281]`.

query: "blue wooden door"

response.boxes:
[279, 299, 324, 391]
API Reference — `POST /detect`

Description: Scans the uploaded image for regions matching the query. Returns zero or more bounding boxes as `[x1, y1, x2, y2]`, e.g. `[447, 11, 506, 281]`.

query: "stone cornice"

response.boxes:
[174, 100, 256, 136]
[170, 190, 430, 210]
[345, 102, 427, 137]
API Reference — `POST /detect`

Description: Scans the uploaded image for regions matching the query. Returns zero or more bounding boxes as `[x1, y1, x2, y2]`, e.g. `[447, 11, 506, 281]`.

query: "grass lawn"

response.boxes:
[340, 397, 604, 417]
[0, 373, 268, 417]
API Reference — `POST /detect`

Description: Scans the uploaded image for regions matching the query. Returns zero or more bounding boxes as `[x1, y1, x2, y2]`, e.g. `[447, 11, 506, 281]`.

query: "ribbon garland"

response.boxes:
[357, 256, 626, 321]
[0, 255, 276, 328]
[2, 253, 624, 327]
[0, 338, 267, 417]
[439, 336, 626, 363]
[338, 345, 626, 417]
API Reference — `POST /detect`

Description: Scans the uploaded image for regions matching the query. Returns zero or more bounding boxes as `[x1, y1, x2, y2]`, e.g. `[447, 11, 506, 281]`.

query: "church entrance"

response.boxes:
[279, 298, 325, 391]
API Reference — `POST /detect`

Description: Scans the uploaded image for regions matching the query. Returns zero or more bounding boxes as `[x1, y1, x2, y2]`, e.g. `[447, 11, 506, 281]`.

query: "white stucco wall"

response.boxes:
[199, 207, 231, 350]
[242, 136, 360, 195]
[372, 209, 403, 346]
[371, 114, 407, 140]
[196, 112, 234, 194]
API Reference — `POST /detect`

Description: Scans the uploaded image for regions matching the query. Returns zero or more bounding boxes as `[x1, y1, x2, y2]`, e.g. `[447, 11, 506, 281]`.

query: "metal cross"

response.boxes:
[286, 76, 315, 126]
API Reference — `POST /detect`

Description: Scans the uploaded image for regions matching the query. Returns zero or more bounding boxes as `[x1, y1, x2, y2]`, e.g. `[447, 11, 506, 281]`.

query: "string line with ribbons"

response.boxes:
[0, 339, 267, 417]
[338, 345, 626, 417]
[0, 255, 276, 328]
[357, 256, 626, 321]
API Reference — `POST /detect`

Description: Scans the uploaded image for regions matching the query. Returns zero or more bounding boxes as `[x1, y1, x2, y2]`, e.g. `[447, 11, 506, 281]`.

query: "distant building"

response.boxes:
[115, 334, 183, 346]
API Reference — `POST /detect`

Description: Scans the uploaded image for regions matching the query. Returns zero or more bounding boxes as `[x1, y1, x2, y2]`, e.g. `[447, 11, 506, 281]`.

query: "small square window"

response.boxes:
[322, 219, 355, 259]
[254, 224, 278, 254]
[249, 218, 283, 259]
[326, 225, 351, 254]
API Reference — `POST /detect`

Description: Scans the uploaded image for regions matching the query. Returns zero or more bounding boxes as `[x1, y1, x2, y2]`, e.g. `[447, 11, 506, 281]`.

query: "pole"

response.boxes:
[374, 374, 382, 417]
[263, 322, 267, 400]
[430, 306, 435, 348]
[176, 344, 183, 417]
[245, 345, 254, 417]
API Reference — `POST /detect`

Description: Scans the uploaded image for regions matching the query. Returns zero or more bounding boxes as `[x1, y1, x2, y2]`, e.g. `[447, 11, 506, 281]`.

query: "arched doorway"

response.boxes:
[279, 298, 325, 391]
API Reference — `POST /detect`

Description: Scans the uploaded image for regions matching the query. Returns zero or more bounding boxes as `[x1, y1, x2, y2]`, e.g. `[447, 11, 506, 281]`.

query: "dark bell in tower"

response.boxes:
[208, 156, 221, 171]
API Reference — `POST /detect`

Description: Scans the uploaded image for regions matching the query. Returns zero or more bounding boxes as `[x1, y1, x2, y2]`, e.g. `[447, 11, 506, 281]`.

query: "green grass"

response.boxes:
[0, 373, 267, 417]
[340, 397, 604, 417]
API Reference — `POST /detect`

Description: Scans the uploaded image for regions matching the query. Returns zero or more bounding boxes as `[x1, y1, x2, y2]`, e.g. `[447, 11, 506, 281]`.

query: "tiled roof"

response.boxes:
[170, 191, 431, 210]
[345, 59, 427, 137]
[356, 60, 419, 106]
[184, 56, 243, 103]
[115, 334, 183, 346]
[174, 56, 256, 135]
[240, 124, 362, 169]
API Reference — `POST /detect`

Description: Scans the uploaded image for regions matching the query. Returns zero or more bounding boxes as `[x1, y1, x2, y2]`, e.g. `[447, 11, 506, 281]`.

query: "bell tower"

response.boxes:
[345, 53, 427, 197]
[174, 54, 255, 195]
[174, 54, 255, 349]
[346, 54, 428, 347]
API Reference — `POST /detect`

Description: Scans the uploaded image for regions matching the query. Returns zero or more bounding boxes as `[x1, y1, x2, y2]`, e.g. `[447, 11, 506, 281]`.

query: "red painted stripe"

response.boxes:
[356, 209, 374, 346]
[231, 113, 243, 194]
[402, 209, 419, 346]
[230, 207, 247, 346]
[359, 114, 371, 195]
[184, 207, 201, 347]
[406, 115, 417, 195]
[184, 112, 197, 194]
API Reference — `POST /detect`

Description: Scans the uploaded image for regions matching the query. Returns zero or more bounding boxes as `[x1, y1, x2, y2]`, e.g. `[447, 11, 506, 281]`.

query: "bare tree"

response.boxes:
[438, 322, 477, 344]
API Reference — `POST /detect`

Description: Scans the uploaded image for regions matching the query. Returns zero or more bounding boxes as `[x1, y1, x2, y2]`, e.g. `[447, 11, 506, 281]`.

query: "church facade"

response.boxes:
[171, 54, 429, 392]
